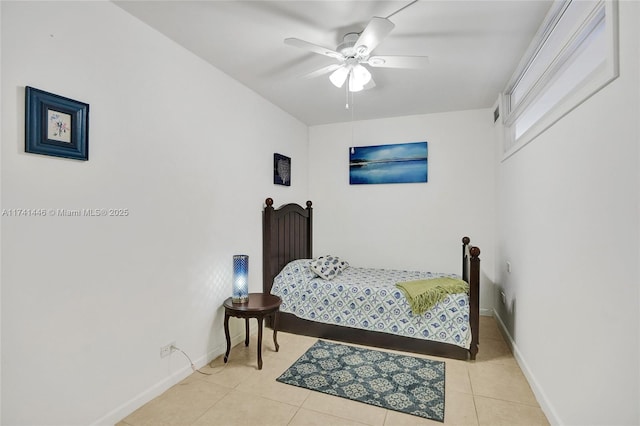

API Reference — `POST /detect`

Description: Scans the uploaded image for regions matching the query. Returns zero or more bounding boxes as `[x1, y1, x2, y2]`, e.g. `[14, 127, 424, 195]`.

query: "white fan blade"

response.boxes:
[284, 38, 343, 59]
[367, 55, 430, 69]
[303, 64, 341, 79]
[355, 17, 395, 56]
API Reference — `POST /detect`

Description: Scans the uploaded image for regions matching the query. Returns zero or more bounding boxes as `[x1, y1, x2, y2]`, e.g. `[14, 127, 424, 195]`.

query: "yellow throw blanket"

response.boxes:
[396, 277, 469, 315]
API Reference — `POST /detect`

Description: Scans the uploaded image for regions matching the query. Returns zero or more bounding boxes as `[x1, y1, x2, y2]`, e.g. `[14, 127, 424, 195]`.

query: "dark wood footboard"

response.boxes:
[262, 197, 480, 360]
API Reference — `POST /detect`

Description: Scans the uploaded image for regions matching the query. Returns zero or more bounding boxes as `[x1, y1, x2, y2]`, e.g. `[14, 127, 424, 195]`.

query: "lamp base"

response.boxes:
[232, 296, 249, 304]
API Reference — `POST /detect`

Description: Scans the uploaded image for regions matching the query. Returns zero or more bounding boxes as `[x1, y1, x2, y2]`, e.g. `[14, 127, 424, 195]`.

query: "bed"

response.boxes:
[262, 197, 480, 360]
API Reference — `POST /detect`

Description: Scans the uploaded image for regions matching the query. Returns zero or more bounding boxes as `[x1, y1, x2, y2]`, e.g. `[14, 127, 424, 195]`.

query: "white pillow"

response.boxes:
[309, 255, 349, 280]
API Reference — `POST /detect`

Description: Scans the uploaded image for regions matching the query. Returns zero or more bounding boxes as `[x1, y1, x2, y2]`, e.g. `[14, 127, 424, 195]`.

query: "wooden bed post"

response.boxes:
[462, 236, 470, 282]
[262, 198, 274, 294]
[306, 200, 313, 259]
[469, 246, 481, 360]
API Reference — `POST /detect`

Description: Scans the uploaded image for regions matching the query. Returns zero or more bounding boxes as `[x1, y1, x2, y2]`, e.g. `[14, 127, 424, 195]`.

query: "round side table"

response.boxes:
[222, 293, 281, 370]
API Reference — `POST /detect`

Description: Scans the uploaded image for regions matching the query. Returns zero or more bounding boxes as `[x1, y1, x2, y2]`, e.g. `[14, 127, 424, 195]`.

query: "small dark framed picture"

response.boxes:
[25, 86, 89, 161]
[274, 153, 291, 186]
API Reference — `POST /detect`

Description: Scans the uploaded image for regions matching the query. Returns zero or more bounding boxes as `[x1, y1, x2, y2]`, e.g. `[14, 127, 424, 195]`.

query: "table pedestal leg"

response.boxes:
[273, 311, 279, 352]
[223, 313, 231, 363]
[257, 317, 263, 370]
[244, 318, 250, 346]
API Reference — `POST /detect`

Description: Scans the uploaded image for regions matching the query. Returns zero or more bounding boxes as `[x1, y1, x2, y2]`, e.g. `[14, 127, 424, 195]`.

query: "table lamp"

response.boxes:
[232, 254, 249, 303]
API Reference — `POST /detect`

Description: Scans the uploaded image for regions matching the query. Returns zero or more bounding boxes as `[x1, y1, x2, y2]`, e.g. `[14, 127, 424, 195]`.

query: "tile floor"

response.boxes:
[118, 316, 549, 425]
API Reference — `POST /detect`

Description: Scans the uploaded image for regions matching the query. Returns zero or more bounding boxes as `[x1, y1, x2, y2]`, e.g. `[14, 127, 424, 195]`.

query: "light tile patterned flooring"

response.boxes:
[118, 316, 549, 425]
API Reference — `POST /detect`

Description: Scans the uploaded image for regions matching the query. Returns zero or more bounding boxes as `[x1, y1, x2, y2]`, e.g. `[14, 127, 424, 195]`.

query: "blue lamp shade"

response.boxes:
[232, 255, 249, 303]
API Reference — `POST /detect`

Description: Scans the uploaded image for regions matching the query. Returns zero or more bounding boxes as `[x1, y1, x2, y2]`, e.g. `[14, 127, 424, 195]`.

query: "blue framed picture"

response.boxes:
[25, 86, 89, 161]
[349, 141, 428, 185]
[274, 153, 291, 186]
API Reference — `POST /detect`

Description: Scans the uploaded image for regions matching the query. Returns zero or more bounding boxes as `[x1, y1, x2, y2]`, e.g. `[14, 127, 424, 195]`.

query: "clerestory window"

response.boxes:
[502, 0, 619, 158]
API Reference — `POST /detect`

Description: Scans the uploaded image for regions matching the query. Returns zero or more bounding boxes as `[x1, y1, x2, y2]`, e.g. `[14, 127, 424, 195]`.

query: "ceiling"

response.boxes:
[114, 1, 552, 126]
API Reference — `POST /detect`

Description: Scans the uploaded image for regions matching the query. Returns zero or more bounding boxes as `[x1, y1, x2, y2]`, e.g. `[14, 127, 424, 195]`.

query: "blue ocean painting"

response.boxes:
[349, 142, 428, 185]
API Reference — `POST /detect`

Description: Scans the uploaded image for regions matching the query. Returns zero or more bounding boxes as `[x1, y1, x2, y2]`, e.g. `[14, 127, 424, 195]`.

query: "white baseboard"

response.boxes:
[492, 310, 561, 426]
[91, 334, 243, 426]
[480, 308, 493, 316]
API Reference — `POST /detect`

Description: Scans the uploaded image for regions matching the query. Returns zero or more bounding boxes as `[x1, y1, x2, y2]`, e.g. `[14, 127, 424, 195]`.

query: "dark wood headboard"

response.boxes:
[262, 197, 313, 294]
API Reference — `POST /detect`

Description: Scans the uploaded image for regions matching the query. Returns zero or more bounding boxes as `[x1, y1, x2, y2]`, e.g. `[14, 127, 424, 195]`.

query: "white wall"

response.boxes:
[1, 2, 308, 425]
[0, 2, 3, 422]
[495, 1, 639, 425]
[309, 109, 497, 314]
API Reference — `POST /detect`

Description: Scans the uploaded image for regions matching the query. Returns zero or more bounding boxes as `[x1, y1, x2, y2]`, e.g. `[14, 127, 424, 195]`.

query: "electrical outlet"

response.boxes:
[160, 342, 175, 358]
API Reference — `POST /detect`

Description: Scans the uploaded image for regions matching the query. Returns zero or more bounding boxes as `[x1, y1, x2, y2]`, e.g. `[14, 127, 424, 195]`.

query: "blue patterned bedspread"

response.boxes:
[271, 259, 471, 349]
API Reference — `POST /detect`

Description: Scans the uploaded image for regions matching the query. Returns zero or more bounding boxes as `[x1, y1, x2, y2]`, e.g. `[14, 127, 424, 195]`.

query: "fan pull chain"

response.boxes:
[345, 77, 350, 109]
[350, 90, 355, 146]
[351, 91, 355, 121]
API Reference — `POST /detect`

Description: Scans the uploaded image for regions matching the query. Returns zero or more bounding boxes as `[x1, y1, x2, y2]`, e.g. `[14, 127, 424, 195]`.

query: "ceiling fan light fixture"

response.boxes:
[352, 64, 371, 85]
[349, 75, 364, 92]
[329, 66, 350, 88]
[348, 66, 371, 92]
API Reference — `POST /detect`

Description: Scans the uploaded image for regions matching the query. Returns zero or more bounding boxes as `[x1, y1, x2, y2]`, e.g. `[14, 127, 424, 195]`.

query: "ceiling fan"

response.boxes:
[284, 14, 429, 92]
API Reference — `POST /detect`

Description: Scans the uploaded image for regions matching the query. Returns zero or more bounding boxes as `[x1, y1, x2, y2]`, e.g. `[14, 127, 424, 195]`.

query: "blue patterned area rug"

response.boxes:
[276, 340, 445, 422]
